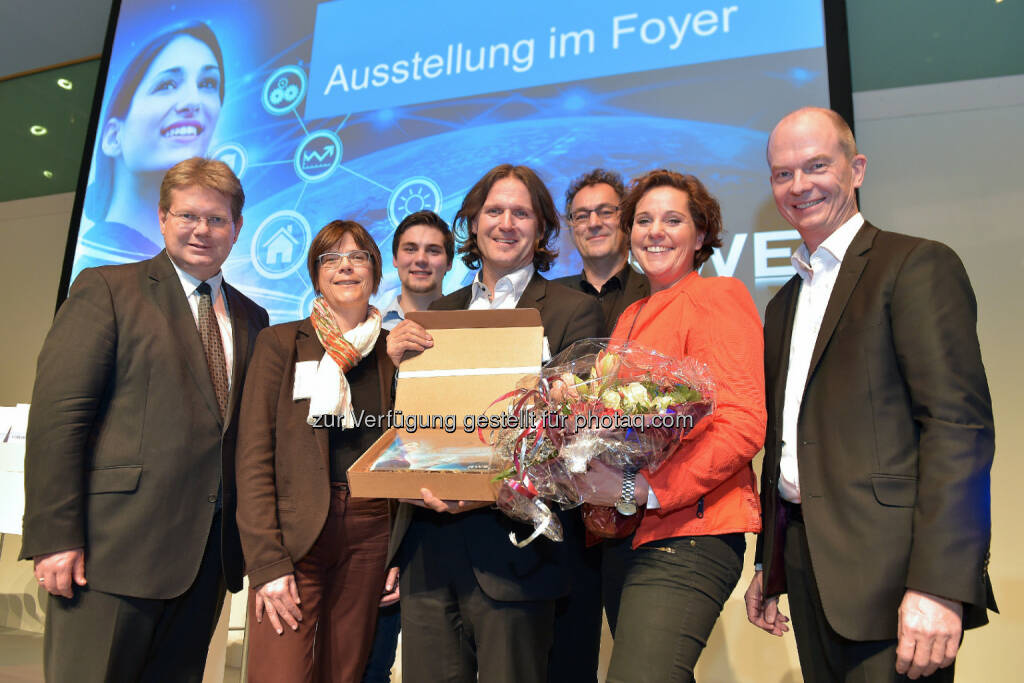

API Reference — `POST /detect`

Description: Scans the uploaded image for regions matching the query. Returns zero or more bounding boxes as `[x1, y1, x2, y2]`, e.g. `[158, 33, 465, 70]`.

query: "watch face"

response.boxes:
[615, 500, 638, 516]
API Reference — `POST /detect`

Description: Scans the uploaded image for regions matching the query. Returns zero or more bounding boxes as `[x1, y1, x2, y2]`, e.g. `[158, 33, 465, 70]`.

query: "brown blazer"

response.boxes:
[21, 251, 268, 596]
[756, 223, 996, 640]
[235, 318, 394, 588]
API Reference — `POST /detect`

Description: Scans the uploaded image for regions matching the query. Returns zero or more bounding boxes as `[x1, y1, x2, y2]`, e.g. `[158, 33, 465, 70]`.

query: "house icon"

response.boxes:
[265, 226, 300, 265]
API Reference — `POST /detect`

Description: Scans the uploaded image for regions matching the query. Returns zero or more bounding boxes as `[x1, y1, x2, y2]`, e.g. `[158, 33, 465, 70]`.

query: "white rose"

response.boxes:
[600, 389, 622, 410]
[652, 395, 674, 412]
[619, 382, 649, 410]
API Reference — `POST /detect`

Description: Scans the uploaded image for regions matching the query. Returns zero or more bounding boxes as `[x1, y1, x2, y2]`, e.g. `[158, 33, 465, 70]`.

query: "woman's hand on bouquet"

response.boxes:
[255, 573, 302, 635]
[386, 319, 433, 366]
[399, 487, 491, 514]
[380, 566, 400, 607]
[576, 460, 650, 506]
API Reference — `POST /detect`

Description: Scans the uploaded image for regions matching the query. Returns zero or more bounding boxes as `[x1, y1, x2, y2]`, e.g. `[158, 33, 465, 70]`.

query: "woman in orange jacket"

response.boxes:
[580, 169, 766, 683]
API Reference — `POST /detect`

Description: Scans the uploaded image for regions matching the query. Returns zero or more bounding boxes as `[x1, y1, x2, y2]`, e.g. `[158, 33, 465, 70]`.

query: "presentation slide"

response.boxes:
[68, 0, 836, 322]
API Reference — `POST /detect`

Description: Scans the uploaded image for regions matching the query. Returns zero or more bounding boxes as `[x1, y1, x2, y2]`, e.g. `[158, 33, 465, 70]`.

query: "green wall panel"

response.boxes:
[847, 0, 1024, 91]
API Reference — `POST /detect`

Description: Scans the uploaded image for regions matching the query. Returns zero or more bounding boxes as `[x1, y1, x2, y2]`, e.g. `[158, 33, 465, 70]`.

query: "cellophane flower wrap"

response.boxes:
[487, 338, 715, 545]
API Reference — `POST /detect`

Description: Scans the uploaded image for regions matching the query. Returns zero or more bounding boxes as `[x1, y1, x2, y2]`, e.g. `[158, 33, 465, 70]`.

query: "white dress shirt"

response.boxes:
[778, 213, 864, 503]
[169, 261, 235, 387]
[468, 264, 534, 310]
[380, 294, 405, 331]
[467, 264, 553, 361]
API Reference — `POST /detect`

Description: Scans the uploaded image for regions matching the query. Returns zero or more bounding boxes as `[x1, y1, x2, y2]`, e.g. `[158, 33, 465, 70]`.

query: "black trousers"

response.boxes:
[43, 513, 226, 683]
[604, 534, 744, 683]
[399, 516, 556, 683]
[600, 534, 636, 636]
[784, 511, 956, 683]
[546, 512, 604, 683]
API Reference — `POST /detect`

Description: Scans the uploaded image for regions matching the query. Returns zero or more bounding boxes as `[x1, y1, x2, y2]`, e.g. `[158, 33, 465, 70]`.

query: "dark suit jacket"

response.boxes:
[756, 223, 996, 641]
[235, 320, 394, 588]
[552, 262, 650, 335]
[390, 272, 604, 601]
[21, 251, 269, 597]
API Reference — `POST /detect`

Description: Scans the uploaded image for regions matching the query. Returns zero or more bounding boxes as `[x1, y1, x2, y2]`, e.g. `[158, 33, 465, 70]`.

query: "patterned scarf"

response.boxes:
[305, 296, 382, 428]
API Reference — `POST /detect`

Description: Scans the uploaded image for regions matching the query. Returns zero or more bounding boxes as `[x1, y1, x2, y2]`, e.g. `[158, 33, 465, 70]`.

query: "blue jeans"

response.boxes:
[361, 603, 401, 683]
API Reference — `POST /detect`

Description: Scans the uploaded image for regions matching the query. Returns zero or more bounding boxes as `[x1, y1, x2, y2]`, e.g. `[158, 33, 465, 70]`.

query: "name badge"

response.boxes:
[293, 361, 319, 400]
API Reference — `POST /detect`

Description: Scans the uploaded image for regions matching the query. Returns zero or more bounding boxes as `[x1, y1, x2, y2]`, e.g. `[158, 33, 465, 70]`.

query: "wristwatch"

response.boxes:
[615, 469, 639, 516]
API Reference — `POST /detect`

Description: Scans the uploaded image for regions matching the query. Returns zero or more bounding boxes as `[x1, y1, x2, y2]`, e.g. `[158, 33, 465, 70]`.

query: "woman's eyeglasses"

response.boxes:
[318, 250, 372, 269]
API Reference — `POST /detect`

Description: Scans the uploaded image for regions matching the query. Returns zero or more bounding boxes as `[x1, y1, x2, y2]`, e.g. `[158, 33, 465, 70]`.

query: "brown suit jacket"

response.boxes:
[756, 223, 996, 640]
[235, 318, 394, 588]
[389, 272, 604, 601]
[21, 251, 269, 596]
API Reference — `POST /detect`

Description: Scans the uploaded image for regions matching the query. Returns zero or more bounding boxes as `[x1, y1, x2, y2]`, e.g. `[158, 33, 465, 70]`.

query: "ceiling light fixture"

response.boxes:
[30, 125, 47, 136]
[57, 78, 73, 90]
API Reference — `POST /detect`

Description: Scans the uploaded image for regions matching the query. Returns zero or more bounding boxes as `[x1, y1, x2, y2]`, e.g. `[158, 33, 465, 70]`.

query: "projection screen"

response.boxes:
[60, 0, 853, 321]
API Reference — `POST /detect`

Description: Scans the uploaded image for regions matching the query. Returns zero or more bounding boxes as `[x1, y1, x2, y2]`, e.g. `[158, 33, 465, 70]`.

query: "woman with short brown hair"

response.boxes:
[236, 220, 395, 682]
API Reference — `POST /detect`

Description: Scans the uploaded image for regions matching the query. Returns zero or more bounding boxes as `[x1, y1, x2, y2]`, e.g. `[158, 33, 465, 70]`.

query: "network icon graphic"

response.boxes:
[210, 142, 248, 179]
[246, 63, 447, 321]
[294, 130, 342, 183]
[262, 65, 308, 116]
[387, 176, 444, 227]
[250, 210, 312, 279]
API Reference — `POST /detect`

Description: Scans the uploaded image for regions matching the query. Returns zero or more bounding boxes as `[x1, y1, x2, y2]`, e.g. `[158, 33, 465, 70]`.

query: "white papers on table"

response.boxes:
[0, 403, 29, 443]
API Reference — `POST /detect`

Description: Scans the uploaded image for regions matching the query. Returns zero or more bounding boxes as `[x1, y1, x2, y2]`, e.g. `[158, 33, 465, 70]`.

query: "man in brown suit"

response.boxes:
[21, 158, 268, 682]
[744, 108, 996, 681]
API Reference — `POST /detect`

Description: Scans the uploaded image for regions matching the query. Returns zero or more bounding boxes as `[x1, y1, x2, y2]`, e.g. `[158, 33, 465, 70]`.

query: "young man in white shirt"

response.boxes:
[379, 210, 453, 331]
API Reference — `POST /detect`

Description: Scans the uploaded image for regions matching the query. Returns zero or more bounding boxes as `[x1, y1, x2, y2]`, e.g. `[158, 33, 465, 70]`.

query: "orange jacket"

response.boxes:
[611, 271, 765, 547]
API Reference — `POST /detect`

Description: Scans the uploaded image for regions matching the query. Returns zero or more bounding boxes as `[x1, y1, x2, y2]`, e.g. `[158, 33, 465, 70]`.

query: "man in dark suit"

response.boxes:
[386, 164, 603, 683]
[21, 158, 269, 682]
[743, 108, 995, 681]
[553, 168, 649, 336]
[549, 168, 649, 682]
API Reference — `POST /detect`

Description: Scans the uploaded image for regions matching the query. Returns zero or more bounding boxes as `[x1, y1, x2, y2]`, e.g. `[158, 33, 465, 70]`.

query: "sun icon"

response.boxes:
[387, 177, 443, 227]
[398, 186, 432, 214]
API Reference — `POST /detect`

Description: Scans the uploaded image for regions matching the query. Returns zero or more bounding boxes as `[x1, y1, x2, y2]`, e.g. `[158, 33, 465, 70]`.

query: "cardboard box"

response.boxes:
[348, 308, 543, 500]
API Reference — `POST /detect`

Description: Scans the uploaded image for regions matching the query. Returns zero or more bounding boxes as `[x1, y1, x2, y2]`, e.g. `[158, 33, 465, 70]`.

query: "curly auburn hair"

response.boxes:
[619, 169, 723, 269]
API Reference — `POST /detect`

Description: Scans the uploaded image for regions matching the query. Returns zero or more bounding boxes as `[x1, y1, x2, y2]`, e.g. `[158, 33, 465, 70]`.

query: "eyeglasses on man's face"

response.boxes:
[318, 250, 373, 270]
[166, 210, 232, 229]
[569, 205, 620, 227]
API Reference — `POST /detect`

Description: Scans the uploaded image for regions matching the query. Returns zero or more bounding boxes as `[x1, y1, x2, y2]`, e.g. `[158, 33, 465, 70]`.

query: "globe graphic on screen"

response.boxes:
[229, 115, 767, 323]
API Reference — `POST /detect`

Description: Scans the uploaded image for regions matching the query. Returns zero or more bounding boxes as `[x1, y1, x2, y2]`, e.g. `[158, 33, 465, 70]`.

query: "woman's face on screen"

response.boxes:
[116, 35, 222, 173]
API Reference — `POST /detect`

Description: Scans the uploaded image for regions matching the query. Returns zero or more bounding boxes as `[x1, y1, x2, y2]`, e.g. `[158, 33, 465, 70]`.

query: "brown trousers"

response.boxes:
[247, 485, 390, 683]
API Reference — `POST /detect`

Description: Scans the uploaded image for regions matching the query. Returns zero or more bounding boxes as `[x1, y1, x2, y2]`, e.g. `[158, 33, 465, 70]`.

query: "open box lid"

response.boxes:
[396, 309, 544, 421]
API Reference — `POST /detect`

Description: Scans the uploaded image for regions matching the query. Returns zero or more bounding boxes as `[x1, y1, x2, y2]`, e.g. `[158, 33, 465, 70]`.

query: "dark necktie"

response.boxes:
[197, 282, 229, 418]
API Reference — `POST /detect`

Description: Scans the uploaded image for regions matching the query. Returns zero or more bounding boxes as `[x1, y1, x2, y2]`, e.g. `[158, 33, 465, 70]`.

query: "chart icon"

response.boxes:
[294, 130, 342, 183]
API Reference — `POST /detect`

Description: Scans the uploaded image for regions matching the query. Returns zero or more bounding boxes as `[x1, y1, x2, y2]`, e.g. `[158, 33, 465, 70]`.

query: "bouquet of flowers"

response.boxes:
[486, 338, 715, 545]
